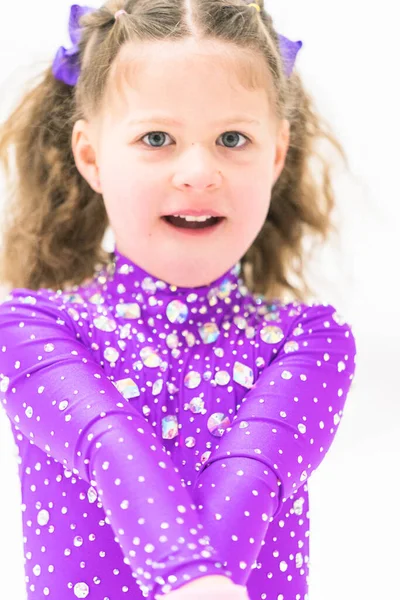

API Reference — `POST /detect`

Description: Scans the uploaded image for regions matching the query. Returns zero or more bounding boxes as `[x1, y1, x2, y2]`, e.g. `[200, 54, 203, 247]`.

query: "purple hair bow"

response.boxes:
[52, 5, 94, 86]
[52, 4, 303, 86]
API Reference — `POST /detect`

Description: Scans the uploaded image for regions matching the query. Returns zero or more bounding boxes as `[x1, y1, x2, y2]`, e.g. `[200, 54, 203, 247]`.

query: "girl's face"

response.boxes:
[73, 38, 290, 287]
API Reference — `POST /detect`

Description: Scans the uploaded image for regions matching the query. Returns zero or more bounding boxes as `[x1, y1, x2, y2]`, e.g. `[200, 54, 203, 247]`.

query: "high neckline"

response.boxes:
[94, 247, 249, 332]
[102, 247, 243, 297]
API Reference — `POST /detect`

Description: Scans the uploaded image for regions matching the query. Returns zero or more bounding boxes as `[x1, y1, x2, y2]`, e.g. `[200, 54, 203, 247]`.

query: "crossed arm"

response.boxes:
[0, 292, 356, 599]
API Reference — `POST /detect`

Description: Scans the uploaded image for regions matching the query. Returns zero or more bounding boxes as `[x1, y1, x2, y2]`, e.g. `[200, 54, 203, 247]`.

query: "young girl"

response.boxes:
[0, 1, 357, 599]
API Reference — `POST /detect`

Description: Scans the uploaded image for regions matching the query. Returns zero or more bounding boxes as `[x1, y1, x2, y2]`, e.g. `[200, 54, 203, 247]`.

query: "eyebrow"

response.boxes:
[127, 115, 261, 127]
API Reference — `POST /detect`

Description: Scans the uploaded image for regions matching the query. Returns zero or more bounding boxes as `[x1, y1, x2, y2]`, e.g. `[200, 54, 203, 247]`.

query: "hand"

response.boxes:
[155, 575, 250, 600]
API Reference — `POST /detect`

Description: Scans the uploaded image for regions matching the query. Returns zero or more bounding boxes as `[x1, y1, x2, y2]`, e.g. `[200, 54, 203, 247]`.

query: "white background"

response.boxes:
[0, 1, 399, 599]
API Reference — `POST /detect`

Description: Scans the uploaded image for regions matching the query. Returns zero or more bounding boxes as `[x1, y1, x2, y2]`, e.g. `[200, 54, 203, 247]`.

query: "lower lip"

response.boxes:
[162, 217, 226, 236]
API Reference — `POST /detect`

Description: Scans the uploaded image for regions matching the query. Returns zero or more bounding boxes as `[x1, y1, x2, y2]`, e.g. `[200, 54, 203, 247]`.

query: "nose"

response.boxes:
[172, 144, 223, 191]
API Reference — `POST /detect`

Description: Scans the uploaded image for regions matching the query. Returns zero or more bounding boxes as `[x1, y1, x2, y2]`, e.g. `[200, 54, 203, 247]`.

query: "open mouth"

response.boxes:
[162, 215, 225, 230]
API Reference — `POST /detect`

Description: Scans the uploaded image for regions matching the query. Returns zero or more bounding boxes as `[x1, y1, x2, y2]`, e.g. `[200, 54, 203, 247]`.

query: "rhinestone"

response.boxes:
[199, 322, 220, 344]
[121, 326, 132, 343]
[245, 326, 256, 339]
[152, 379, 163, 395]
[116, 303, 140, 320]
[284, 341, 299, 353]
[87, 487, 98, 503]
[233, 361, 254, 389]
[115, 378, 140, 400]
[215, 371, 230, 386]
[263, 310, 280, 321]
[74, 582, 89, 598]
[203, 370, 212, 381]
[167, 382, 179, 395]
[281, 370, 293, 380]
[184, 371, 201, 389]
[21, 296, 36, 305]
[140, 347, 161, 368]
[162, 416, 179, 440]
[296, 552, 304, 568]
[183, 331, 196, 347]
[185, 436, 196, 448]
[74, 536, 83, 547]
[88, 293, 104, 305]
[104, 347, 119, 363]
[201, 451, 211, 464]
[63, 293, 84, 304]
[261, 325, 284, 344]
[188, 397, 205, 414]
[37, 509, 50, 526]
[293, 326, 303, 337]
[0, 377, 10, 392]
[166, 334, 179, 349]
[142, 277, 157, 294]
[166, 300, 189, 324]
[207, 413, 231, 437]
[234, 316, 247, 330]
[293, 498, 304, 515]
[94, 316, 117, 332]
[217, 278, 233, 299]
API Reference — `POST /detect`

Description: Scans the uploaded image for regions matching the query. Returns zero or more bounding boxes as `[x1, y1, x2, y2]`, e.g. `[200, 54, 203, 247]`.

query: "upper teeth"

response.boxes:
[174, 215, 214, 222]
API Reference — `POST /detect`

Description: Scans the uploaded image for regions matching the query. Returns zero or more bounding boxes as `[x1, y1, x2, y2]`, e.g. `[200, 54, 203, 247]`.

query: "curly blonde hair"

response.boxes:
[0, 0, 350, 302]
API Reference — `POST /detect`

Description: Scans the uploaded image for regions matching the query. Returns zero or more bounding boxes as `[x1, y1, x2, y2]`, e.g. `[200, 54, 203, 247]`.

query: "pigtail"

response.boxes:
[0, 67, 110, 292]
[0, 2, 138, 292]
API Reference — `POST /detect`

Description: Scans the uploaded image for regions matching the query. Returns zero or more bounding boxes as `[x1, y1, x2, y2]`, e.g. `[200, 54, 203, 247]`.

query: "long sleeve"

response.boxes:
[191, 302, 357, 584]
[0, 289, 232, 598]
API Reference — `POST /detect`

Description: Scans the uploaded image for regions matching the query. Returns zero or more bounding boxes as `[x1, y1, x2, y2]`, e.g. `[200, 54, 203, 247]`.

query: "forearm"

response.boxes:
[191, 303, 356, 584]
[192, 456, 279, 584]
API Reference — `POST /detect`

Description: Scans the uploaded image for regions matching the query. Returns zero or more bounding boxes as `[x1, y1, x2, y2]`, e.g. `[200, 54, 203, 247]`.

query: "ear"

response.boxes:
[71, 119, 103, 194]
[272, 118, 290, 185]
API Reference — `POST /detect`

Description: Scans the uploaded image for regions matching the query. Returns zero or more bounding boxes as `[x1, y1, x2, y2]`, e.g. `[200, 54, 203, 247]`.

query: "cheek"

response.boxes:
[102, 183, 159, 231]
[235, 184, 271, 221]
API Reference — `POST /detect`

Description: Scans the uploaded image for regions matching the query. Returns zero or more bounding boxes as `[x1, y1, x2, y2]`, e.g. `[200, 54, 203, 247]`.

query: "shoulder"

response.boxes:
[260, 297, 355, 330]
[0, 280, 124, 353]
[0, 286, 68, 314]
[255, 297, 357, 359]
[0, 284, 98, 341]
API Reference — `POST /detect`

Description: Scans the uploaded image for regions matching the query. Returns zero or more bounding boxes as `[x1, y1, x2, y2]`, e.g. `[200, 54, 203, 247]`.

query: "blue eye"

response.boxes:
[139, 131, 251, 149]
